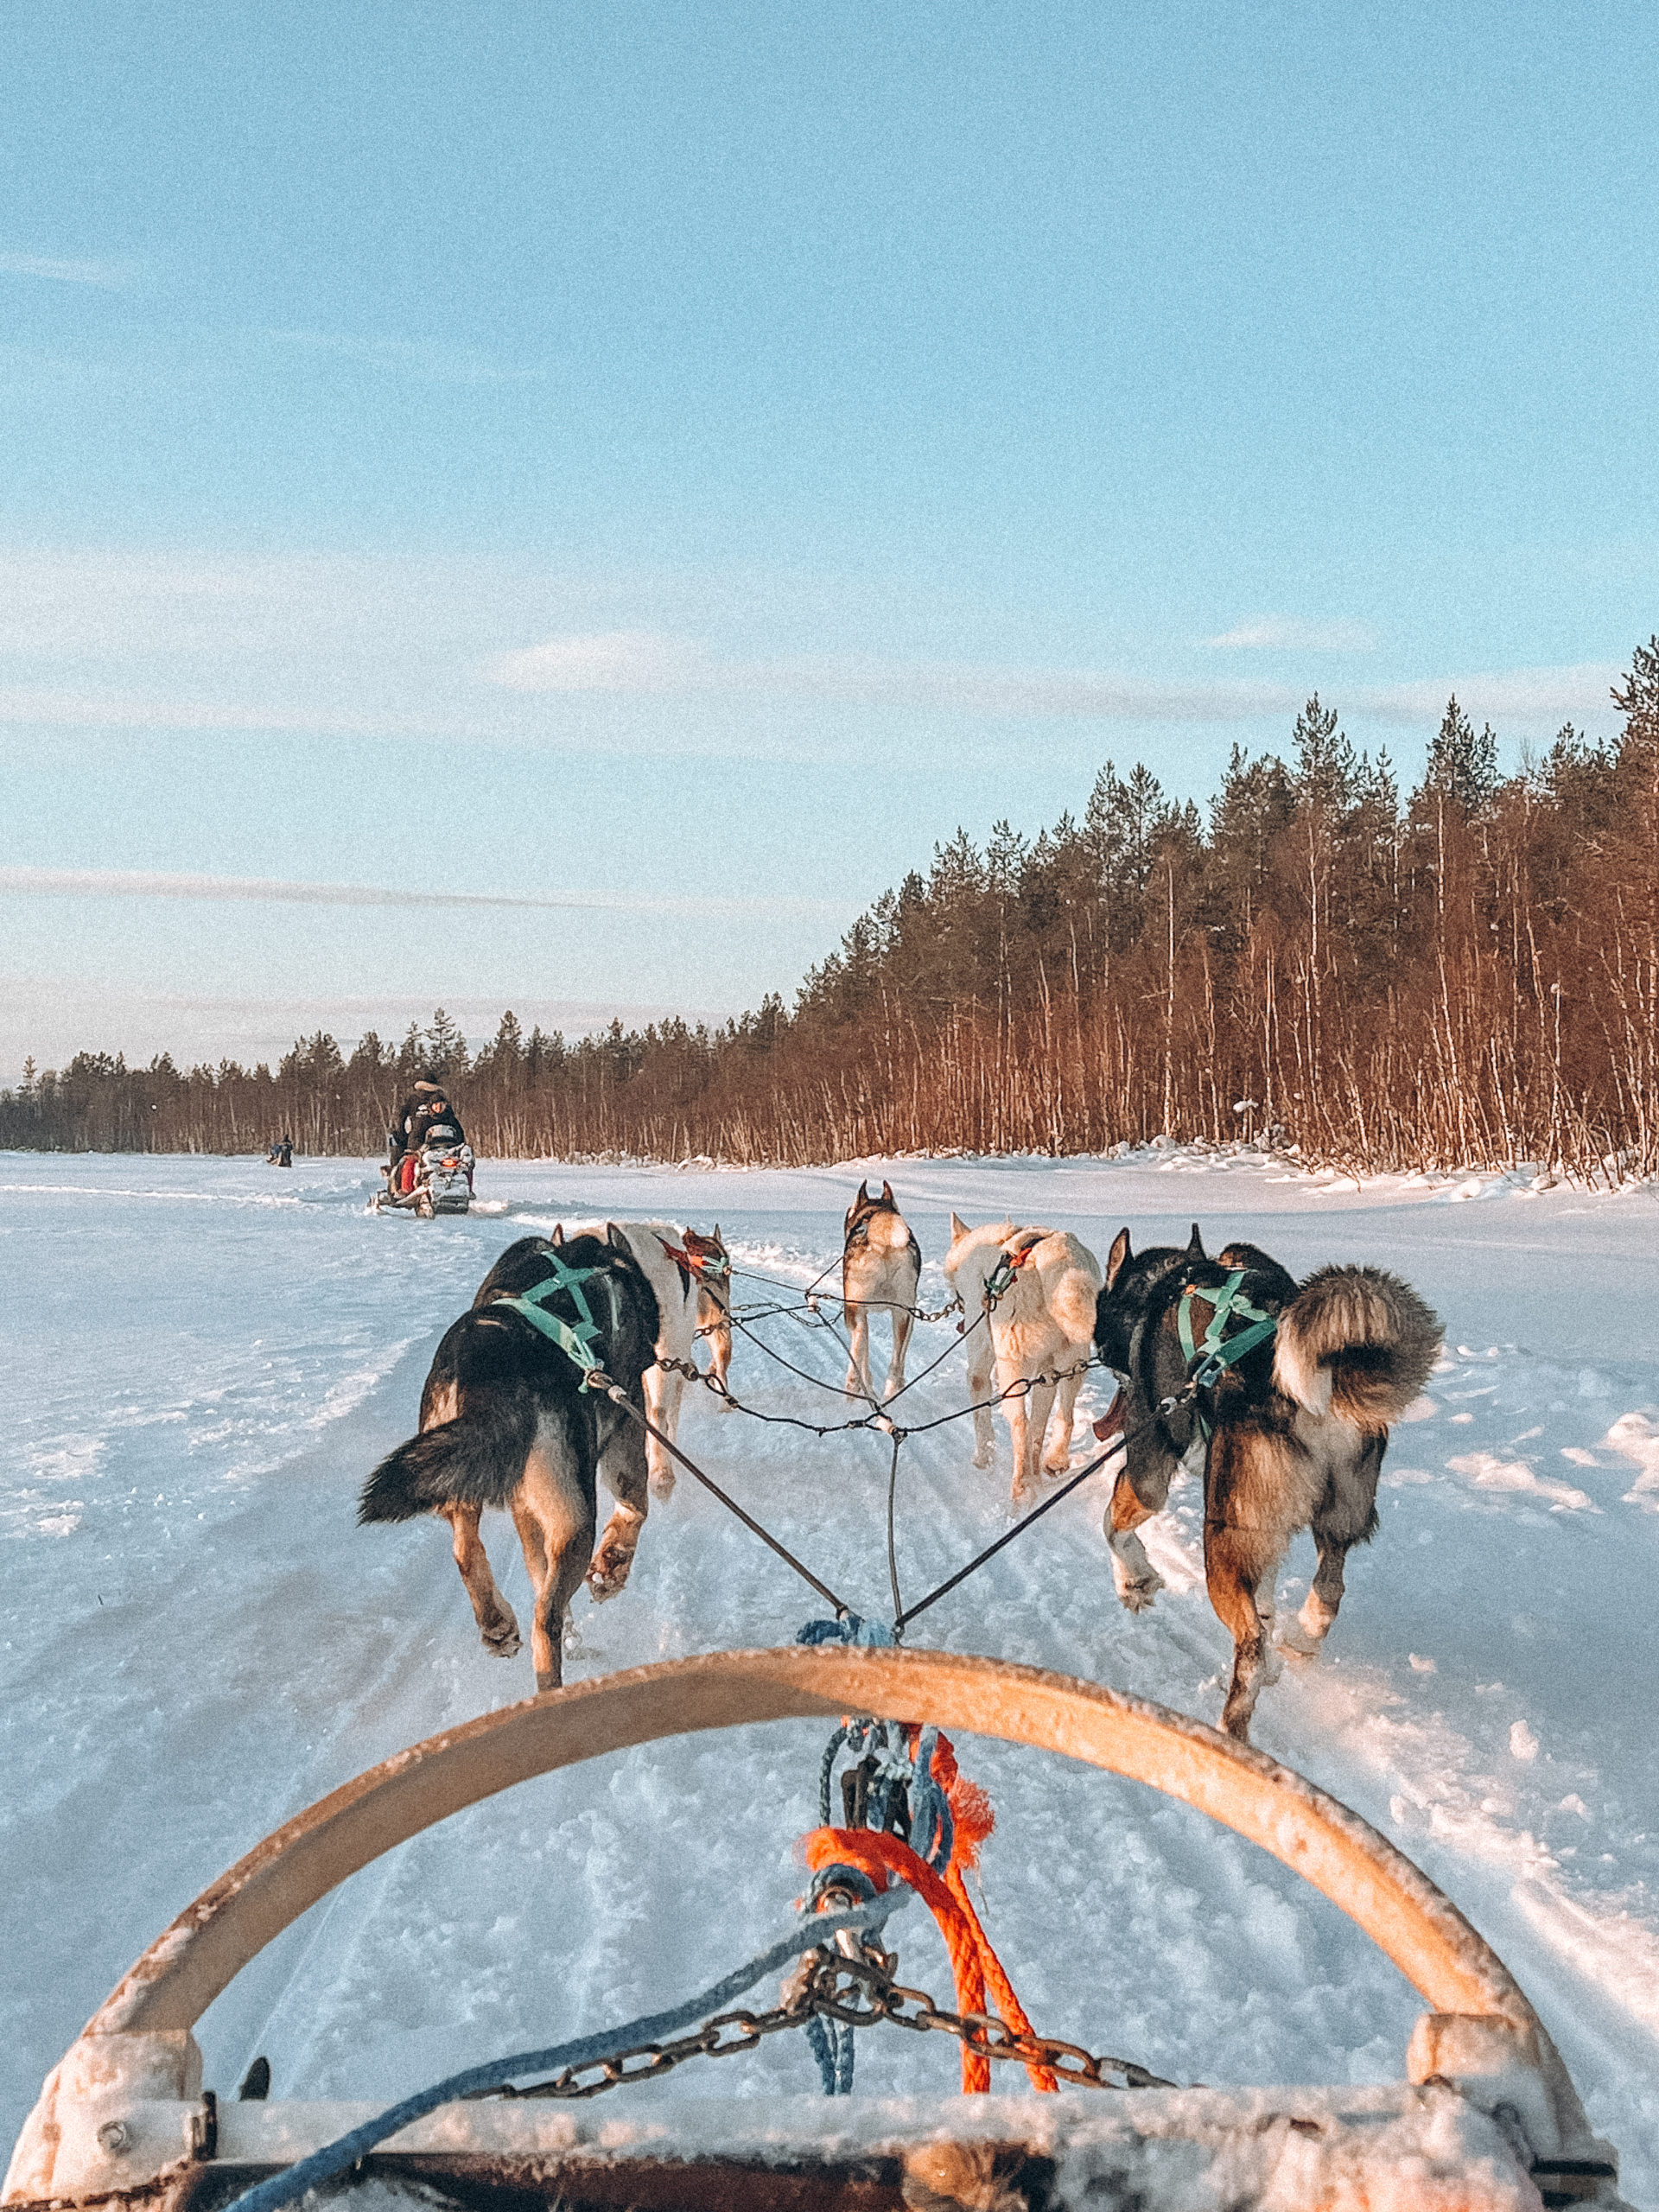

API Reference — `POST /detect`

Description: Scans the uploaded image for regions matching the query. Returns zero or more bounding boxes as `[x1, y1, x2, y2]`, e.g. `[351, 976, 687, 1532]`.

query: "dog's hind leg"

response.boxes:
[588, 1397, 652, 1602]
[885, 1303, 914, 1399]
[1205, 1428, 1292, 1741]
[442, 1503, 522, 1659]
[1207, 1540, 1277, 1743]
[1282, 1431, 1383, 1658]
[1012, 1374, 1058, 1501]
[843, 1303, 873, 1400]
[1043, 1359, 1085, 1471]
[516, 1427, 596, 1693]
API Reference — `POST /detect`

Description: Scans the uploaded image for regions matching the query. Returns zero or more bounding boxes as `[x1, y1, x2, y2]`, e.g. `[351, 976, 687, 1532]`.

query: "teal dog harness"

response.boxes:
[1176, 1269, 1279, 1433]
[492, 1251, 616, 1389]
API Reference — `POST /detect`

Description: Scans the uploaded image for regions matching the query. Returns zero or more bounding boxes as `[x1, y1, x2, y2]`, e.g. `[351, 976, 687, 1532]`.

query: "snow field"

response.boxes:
[3, 1148, 1657, 2201]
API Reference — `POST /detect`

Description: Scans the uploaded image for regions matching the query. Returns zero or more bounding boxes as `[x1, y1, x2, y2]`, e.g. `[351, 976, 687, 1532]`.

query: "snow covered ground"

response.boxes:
[3, 1147, 1658, 2201]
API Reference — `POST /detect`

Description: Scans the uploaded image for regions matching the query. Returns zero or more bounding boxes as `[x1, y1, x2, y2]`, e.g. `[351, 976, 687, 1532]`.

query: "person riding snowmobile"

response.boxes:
[387, 1077, 467, 1195]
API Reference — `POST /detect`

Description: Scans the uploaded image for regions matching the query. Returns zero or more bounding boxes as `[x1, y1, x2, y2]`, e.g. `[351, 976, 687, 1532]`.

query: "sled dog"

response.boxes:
[358, 1229, 660, 1691]
[682, 1222, 734, 1405]
[565, 1218, 727, 1494]
[842, 1180, 923, 1402]
[943, 1215, 1104, 1504]
[1094, 1223, 1441, 1741]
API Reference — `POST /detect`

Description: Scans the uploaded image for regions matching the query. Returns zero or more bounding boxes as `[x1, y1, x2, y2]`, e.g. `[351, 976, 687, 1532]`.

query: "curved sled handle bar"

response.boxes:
[90, 1647, 1527, 2025]
[73, 1648, 1584, 2135]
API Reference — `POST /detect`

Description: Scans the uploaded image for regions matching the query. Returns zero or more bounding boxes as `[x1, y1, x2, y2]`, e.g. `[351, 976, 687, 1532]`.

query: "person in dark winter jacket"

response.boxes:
[388, 1077, 466, 1192]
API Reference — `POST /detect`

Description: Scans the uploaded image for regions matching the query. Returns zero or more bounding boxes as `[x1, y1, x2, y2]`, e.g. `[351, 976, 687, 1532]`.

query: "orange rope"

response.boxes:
[803, 1726, 1056, 2094]
[804, 1827, 991, 2090]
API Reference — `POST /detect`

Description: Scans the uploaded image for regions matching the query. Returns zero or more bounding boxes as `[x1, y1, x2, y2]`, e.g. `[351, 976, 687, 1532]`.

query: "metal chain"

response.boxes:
[484, 1952, 1171, 2102]
[727, 1260, 963, 1325]
[649, 1345, 1102, 1441]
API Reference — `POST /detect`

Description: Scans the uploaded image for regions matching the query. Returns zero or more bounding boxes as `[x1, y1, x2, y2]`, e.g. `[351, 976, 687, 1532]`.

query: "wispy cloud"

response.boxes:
[1206, 616, 1376, 652]
[266, 328, 544, 385]
[484, 631, 1300, 723]
[1356, 664, 1621, 725]
[0, 249, 132, 289]
[0, 687, 466, 739]
[0, 866, 849, 921]
[485, 630, 1625, 733]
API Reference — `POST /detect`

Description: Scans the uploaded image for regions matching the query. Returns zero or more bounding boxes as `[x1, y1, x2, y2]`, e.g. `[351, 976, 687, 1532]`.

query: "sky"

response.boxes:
[3, 2, 1656, 1080]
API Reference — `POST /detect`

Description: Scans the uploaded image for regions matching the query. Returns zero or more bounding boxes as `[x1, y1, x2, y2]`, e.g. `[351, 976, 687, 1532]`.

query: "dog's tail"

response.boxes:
[1274, 1265, 1442, 1429]
[359, 1382, 537, 1522]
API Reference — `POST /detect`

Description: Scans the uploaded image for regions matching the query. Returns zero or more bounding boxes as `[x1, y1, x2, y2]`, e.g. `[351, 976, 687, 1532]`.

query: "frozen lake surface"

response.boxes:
[3, 1147, 1657, 2198]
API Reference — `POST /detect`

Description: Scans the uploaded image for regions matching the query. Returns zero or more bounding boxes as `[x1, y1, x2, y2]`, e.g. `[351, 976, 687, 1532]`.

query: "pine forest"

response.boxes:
[7, 640, 1659, 1185]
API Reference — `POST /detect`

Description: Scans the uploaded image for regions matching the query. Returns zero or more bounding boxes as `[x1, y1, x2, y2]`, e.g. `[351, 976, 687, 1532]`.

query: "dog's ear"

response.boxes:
[1186, 1222, 1205, 1258]
[712, 1222, 721, 1242]
[949, 1210, 969, 1243]
[550, 1222, 565, 1248]
[604, 1222, 636, 1264]
[1106, 1227, 1131, 1289]
[852, 1179, 869, 1211]
[880, 1179, 895, 1205]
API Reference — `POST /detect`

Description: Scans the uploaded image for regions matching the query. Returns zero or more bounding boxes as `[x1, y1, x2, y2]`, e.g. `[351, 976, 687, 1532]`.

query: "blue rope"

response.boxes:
[796, 1615, 955, 2098]
[907, 1726, 956, 1873]
[796, 1612, 895, 1648]
[219, 1896, 910, 2212]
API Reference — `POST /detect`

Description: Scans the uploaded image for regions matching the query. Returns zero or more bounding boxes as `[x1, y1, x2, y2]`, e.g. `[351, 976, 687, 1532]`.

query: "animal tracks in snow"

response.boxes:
[4, 1154, 1659, 2201]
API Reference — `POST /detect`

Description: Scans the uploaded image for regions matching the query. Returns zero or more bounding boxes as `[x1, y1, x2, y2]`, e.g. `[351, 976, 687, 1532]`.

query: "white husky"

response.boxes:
[841, 1180, 922, 1402]
[564, 1217, 710, 1501]
[943, 1214, 1103, 1503]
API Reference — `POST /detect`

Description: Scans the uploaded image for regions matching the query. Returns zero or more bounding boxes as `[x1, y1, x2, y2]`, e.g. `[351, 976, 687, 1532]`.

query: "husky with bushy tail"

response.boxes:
[1094, 1225, 1441, 1742]
[359, 1229, 660, 1691]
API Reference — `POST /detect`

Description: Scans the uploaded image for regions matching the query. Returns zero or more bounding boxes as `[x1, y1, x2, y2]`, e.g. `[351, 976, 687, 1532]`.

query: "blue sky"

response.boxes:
[3, 3, 1656, 1077]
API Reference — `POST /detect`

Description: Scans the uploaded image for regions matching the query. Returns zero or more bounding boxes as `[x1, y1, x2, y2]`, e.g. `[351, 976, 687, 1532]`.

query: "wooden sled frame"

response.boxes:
[6, 1646, 1624, 2211]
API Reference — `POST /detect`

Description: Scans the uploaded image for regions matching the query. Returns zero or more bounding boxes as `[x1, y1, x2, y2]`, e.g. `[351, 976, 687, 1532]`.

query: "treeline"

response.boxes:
[6, 639, 1659, 1179]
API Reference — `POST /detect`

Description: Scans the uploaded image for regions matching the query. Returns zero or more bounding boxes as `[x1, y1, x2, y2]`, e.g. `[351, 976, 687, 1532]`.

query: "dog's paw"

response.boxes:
[648, 1470, 677, 1501]
[972, 1446, 993, 1470]
[1274, 1619, 1323, 1664]
[481, 1614, 522, 1658]
[1115, 1570, 1164, 1615]
[1041, 1451, 1073, 1474]
[586, 1540, 637, 1603]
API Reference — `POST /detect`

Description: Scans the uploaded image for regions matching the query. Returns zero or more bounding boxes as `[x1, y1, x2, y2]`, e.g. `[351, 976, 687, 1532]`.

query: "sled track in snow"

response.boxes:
[4, 1155, 1659, 2200]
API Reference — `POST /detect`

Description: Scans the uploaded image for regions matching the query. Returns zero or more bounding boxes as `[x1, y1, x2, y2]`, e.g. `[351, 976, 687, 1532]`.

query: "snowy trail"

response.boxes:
[4, 1150, 1658, 2201]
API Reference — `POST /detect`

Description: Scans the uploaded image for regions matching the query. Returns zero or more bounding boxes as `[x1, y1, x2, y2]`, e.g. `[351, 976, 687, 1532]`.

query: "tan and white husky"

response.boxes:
[943, 1214, 1103, 1503]
[842, 1180, 922, 1402]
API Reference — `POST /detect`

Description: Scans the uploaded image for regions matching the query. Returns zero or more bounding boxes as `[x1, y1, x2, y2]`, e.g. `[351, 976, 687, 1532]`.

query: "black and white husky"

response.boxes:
[359, 1229, 661, 1690]
[1094, 1224, 1441, 1741]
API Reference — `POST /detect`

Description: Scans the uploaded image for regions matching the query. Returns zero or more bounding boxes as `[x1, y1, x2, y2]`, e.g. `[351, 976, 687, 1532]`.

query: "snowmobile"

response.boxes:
[371, 1132, 475, 1218]
[3, 1646, 1628, 2212]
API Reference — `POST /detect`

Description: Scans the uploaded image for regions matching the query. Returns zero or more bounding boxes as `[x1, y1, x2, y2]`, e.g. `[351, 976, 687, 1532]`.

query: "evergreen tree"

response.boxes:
[1422, 696, 1499, 815]
[423, 1007, 470, 1077]
[1209, 742, 1294, 934]
[1290, 694, 1357, 813]
[1611, 634, 1659, 788]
